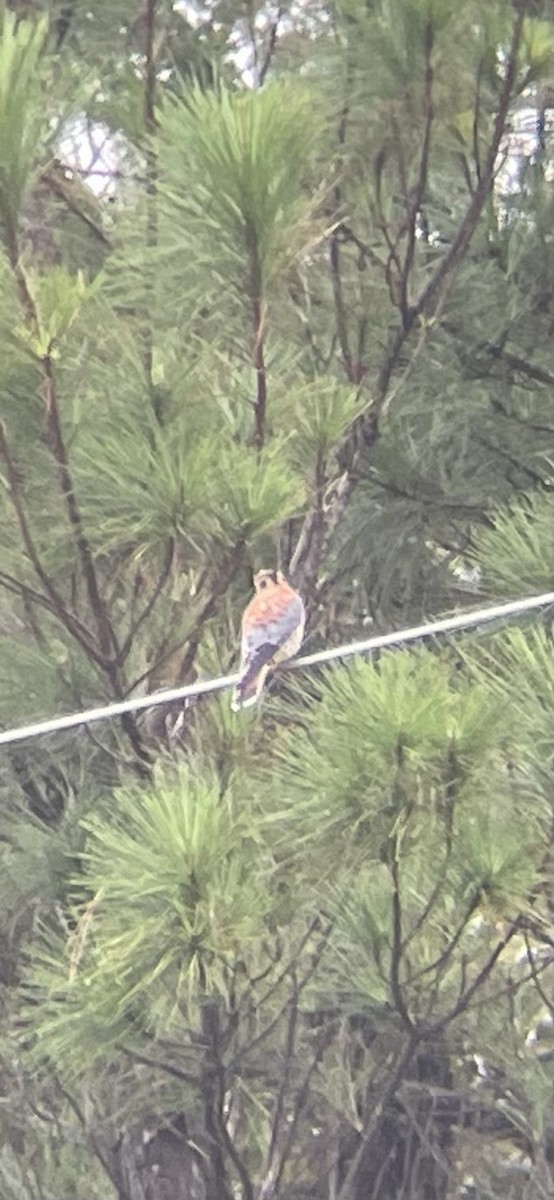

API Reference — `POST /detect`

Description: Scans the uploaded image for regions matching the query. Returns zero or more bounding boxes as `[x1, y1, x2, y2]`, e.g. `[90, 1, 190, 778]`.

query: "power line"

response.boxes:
[0, 591, 552, 749]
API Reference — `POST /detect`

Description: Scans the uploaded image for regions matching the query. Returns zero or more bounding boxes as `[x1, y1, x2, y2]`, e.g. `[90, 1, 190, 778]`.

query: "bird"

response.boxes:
[231, 569, 305, 712]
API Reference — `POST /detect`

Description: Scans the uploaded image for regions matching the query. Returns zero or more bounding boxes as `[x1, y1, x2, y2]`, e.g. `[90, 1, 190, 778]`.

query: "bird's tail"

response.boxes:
[231, 663, 270, 712]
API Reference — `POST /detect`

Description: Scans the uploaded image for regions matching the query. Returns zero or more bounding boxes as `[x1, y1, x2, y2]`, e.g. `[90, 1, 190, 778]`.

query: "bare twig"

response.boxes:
[336, 1034, 420, 1200]
[261, 990, 299, 1188]
[119, 537, 174, 662]
[271, 1025, 334, 1195]
[427, 919, 522, 1035]
[0, 423, 102, 663]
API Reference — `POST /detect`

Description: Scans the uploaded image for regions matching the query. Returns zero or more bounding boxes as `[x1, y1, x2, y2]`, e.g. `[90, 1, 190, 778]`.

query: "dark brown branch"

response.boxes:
[6, 216, 120, 667]
[0, 569, 69, 622]
[0, 423, 103, 664]
[42, 352, 120, 663]
[427, 919, 522, 1036]
[253, 292, 267, 451]
[116, 1043, 200, 1086]
[142, 0, 162, 422]
[477, 432, 550, 486]
[336, 1034, 420, 1200]
[335, 223, 386, 271]
[442, 320, 554, 389]
[178, 549, 245, 682]
[258, 5, 284, 86]
[217, 1101, 255, 1200]
[291, 5, 528, 594]
[261, 990, 299, 1188]
[330, 231, 354, 381]
[523, 930, 554, 1018]
[390, 855, 414, 1030]
[472, 59, 484, 184]
[41, 167, 112, 247]
[410, 3, 527, 324]
[246, 213, 267, 451]
[144, 0, 157, 133]
[118, 537, 174, 662]
[272, 1025, 334, 1194]
[409, 892, 481, 987]
[373, 144, 405, 311]
[229, 925, 331, 1073]
[398, 22, 434, 327]
[486, 345, 554, 389]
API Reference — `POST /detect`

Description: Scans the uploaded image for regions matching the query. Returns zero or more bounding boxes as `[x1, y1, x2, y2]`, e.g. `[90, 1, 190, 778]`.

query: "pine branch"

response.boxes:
[409, 2, 528, 324]
[398, 21, 434, 327]
[258, 6, 285, 86]
[428, 919, 522, 1036]
[42, 352, 120, 663]
[253, 292, 267, 452]
[291, 3, 529, 596]
[329, 86, 355, 382]
[41, 166, 112, 247]
[390, 855, 415, 1031]
[336, 1034, 421, 1200]
[270, 1025, 333, 1195]
[118, 537, 174, 662]
[261, 988, 299, 1188]
[0, 422, 103, 664]
[142, 0, 162, 423]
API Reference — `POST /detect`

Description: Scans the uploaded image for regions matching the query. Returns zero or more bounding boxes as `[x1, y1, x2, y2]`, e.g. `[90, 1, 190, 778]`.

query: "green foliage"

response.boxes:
[157, 79, 328, 301]
[0, 11, 49, 245]
[276, 378, 367, 476]
[20, 266, 103, 356]
[23, 764, 271, 1075]
[470, 493, 553, 594]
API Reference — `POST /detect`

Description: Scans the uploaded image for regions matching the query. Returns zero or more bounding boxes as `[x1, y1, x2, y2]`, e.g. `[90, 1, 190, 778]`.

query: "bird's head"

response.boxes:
[253, 568, 285, 593]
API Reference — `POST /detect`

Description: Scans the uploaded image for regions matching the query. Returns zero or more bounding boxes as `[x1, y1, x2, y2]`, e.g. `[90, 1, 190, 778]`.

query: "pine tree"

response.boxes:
[0, 0, 552, 1197]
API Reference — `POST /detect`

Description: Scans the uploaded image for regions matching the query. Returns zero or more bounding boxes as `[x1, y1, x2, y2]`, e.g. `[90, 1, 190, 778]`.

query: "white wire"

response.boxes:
[0, 591, 552, 748]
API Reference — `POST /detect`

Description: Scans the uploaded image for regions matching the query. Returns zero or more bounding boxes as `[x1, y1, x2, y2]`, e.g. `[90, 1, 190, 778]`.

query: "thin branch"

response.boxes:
[330, 231, 354, 382]
[329, 82, 355, 381]
[336, 1034, 420, 1200]
[390, 855, 414, 1030]
[271, 1025, 334, 1195]
[261, 990, 299, 1188]
[410, 3, 528, 324]
[116, 1042, 200, 1086]
[0, 423, 103, 664]
[292, 4, 528, 591]
[218, 1102, 255, 1200]
[177, 549, 245, 681]
[118, 537, 174, 662]
[409, 892, 481, 986]
[41, 167, 112, 247]
[472, 59, 484, 184]
[398, 21, 434, 327]
[42, 352, 121, 664]
[258, 6, 284, 86]
[523, 930, 554, 1018]
[427, 918, 522, 1035]
[253, 292, 268, 451]
[142, 0, 163, 422]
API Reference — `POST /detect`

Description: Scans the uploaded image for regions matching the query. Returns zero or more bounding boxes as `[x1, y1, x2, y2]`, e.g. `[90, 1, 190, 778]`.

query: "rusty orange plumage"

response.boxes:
[231, 570, 305, 711]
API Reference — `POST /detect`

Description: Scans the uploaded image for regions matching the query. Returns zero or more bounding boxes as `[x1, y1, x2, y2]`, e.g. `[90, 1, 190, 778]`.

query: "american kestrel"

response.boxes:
[231, 570, 305, 711]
